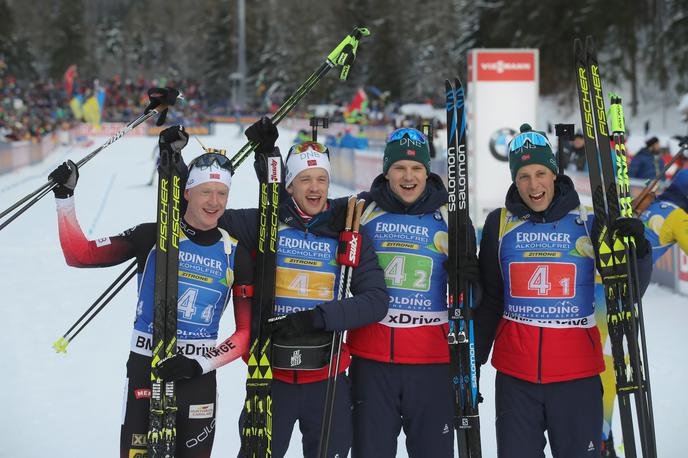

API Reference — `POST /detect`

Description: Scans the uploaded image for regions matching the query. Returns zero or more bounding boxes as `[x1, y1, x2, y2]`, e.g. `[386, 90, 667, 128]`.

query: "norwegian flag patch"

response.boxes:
[406, 150, 416, 156]
[307, 159, 317, 166]
[521, 154, 531, 161]
[210, 173, 221, 179]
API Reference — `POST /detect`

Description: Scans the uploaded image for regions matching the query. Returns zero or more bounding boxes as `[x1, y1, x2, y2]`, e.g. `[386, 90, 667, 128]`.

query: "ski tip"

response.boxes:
[573, 38, 583, 53]
[585, 35, 595, 53]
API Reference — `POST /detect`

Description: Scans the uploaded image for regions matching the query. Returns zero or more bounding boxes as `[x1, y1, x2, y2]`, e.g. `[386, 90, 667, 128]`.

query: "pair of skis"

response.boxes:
[445, 78, 482, 457]
[148, 141, 184, 456]
[574, 36, 657, 458]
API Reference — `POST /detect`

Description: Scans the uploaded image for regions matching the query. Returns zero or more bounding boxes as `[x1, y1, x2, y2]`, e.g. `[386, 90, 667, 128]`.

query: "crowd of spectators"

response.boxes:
[1, 75, 212, 143]
[1, 77, 70, 142]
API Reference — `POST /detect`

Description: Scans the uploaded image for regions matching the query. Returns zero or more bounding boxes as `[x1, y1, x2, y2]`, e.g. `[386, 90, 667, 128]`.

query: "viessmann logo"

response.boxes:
[476, 52, 536, 81]
[480, 60, 531, 73]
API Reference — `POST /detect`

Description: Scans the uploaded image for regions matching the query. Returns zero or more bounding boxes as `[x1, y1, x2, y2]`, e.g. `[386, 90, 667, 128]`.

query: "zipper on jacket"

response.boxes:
[585, 328, 596, 349]
[390, 328, 395, 362]
[537, 328, 543, 384]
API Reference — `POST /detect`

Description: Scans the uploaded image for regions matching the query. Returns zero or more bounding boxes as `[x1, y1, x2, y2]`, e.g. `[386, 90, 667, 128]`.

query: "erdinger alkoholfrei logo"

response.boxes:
[489, 127, 517, 162]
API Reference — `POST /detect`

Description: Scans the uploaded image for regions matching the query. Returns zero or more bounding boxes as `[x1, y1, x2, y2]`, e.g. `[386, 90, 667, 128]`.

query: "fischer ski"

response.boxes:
[446, 78, 481, 457]
[574, 36, 657, 458]
[148, 134, 183, 456]
[240, 146, 282, 457]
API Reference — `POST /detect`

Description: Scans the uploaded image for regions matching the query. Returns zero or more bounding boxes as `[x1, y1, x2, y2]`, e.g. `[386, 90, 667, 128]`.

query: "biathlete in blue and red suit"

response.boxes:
[220, 117, 389, 458]
[50, 126, 255, 458]
[346, 127, 480, 458]
[476, 124, 653, 458]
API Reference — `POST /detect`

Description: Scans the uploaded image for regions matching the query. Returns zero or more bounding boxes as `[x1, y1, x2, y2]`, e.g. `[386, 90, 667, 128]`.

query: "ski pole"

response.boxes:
[610, 95, 658, 457]
[0, 97, 179, 233]
[631, 143, 687, 216]
[229, 27, 370, 171]
[53, 260, 137, 353]
[317, 196, 364, 458]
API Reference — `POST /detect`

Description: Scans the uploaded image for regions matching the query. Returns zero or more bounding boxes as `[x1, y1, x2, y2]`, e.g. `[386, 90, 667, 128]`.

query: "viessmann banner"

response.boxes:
[467, 49, 539, 224]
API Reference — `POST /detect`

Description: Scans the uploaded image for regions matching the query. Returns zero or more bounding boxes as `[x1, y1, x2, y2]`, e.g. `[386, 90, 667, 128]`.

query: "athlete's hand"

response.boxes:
[458, 252, 480, 284]
[611, 217, 650, 257]
[159, 125, 189, 153]
[271, 309, 322, 340]
[156, 354, 202, 381]
[49, 160, 79, 198]
[245, 116, 278, 155]
[145, 87, 180, 126]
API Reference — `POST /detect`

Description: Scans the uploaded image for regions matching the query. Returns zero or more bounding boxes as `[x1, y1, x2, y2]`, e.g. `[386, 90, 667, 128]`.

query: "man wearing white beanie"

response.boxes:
[221, 117, 388, 458]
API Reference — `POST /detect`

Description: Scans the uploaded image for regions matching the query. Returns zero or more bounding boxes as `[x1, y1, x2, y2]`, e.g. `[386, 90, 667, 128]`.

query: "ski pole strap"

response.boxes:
[327, 27, 370, 81]
[337, 231, 362, 267]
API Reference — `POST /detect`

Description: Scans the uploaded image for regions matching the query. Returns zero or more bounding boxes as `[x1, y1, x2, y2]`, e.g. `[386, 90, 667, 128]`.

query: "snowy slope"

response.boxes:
[0, 123, 685, 457]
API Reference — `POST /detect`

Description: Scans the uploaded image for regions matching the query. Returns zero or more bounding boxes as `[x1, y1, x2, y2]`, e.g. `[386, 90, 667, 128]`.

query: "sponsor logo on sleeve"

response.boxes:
[95, 237, 111, 247]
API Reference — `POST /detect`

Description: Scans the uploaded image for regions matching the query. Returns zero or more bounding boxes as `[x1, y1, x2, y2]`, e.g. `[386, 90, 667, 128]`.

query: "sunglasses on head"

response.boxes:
[387, 128, 428, 144]
[189, 152, 233, 174]
[287, 141, 330, 160]
[508, 131, 552, 153]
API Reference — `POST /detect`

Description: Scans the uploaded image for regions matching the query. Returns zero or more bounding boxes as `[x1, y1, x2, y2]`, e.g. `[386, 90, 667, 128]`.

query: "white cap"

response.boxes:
[185, 162, 232, 190]
[285, 146, 331, 187]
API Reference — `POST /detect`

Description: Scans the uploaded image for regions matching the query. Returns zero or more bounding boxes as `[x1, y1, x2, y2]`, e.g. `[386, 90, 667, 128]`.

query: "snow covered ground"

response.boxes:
[1, 123, 685, 457]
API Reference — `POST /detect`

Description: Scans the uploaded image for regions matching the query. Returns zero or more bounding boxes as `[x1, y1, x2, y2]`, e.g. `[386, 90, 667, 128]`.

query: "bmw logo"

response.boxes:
[489, 127, 518, 162]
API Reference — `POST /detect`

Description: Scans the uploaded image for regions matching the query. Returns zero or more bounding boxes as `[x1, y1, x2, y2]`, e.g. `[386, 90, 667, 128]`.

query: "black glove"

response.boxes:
[159, 125, 189, 154]
[271, 309, 321, 341]
[611, 217, 650, 257]
[156, 354, 202, 381]
[49, 160, 79, 198]
[145, 87, 180, 126]
[245, 116, 279, 155]
[459, 252, 480, 284]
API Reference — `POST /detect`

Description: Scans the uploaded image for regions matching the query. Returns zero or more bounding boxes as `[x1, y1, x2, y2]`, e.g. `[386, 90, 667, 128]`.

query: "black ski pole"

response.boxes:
[317, 197, 364, 458]
[0, 99, 178, 233]
[53, 260, 137, 353]
[229, 27, 370, 171]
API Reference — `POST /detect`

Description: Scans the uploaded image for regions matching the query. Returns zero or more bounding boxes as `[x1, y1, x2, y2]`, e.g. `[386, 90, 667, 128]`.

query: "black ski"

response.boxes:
[446, 78, 481, 457]
[148, 139, 182, 456]
[574, 36, 657, 458]
[241, 148, 282, 457]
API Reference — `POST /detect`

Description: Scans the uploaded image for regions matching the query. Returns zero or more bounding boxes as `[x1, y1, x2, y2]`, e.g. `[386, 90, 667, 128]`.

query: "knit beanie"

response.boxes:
[383, 129, 431, 174]
[508, 123, 558, 180]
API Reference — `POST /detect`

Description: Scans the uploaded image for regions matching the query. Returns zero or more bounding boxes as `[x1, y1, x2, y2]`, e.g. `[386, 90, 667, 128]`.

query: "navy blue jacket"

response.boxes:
[219, 197, 388, 333]
[629, 147, 663, 180]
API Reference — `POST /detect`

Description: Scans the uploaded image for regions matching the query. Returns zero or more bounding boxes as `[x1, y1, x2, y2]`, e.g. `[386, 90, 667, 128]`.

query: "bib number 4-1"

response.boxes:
[510, 262, 576, 299]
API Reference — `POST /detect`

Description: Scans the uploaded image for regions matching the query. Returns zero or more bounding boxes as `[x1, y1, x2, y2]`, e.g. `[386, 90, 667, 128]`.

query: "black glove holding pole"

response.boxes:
[156, 355, 202, 381]
[245, 116, 279, 156]
[145, 87, 180, 126]
[48, 160, 79, 198]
